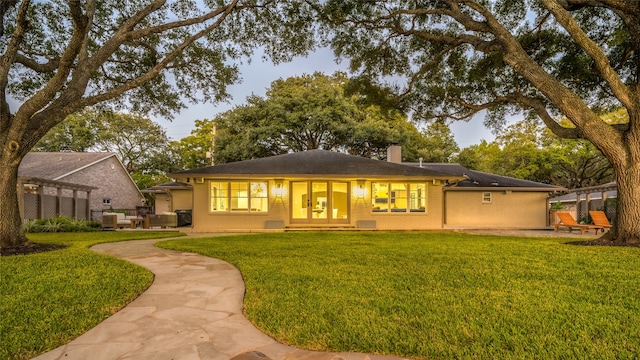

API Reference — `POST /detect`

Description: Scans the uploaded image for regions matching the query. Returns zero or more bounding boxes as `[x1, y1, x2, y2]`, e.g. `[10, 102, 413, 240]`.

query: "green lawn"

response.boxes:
[158, 232, 640, 359]
[0, 231, 183, 360]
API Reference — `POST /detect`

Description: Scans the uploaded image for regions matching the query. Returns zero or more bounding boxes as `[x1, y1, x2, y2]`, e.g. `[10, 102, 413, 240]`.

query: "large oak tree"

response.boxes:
[211, 72, 434, 163]
[455, 118, 614, 189]
[0, 0, 316, 247]
[320, 0, 640, 243]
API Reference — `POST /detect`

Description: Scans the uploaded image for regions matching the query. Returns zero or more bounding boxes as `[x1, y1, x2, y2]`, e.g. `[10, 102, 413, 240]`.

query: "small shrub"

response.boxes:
[22, 219, 43, 233]
[42, 218, 63, 233]
[550, 201, 564, 210]
[23, 216, 100, 233]
[87, 221, 102, 229]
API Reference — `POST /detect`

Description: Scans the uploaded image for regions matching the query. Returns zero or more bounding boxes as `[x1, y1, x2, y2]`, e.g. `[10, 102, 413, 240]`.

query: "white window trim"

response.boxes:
[209, 180, 269, 213]
[371, 182, 428, 213]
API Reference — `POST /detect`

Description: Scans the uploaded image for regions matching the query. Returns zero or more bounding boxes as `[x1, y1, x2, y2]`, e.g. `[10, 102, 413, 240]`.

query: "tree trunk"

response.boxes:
[0, 156, 28, 248]
[610, 159, 640, 244]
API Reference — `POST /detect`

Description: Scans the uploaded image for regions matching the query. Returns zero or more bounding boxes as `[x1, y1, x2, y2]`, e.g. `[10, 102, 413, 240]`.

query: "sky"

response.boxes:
[157, 47, 498, 149]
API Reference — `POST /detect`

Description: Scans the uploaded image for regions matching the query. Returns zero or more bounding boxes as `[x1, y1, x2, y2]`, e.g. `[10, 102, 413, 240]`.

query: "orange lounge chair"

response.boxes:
[589, 211, 612, 233]
[554, 212, 601, 235]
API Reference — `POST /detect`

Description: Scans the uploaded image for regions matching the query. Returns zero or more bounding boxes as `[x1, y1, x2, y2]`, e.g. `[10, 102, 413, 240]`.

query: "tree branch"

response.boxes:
[518, 95, 629, 138]
[18, 0, 90, 126]
[53, 1, 240, 113]
[542, 0, 633, 110]
[1, 0, 31, 146]
[126, 4, 230, 40]
[399, 45, 457, 98]
[14, 54, 60, 72]
[78, 0, 97, 65]
[0, 0, 30, 95]
[0, 0, 19, 38]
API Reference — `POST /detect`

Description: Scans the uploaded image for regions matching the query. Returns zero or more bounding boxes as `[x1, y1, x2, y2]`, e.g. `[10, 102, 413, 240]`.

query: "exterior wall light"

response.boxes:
[353, 180, 368, 199]
[272, 179, 287, 198]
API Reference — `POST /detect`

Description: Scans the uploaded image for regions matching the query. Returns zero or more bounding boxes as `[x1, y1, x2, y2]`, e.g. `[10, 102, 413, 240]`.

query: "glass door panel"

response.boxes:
[311, 182, 328, 219]
[291, 182, 309, 220]
[331, 182, 349, 221]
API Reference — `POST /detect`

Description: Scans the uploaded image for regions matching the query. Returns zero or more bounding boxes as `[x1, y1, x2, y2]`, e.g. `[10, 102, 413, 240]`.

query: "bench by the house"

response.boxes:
[102, 212, 140, 229]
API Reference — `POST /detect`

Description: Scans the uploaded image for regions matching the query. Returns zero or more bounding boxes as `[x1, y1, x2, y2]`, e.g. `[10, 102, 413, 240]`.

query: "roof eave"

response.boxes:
[444, 186, 566, 192]
[171, 173, 464, 180]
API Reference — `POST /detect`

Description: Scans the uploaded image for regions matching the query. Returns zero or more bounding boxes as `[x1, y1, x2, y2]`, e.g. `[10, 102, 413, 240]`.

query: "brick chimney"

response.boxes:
[387, 144, 402, 163]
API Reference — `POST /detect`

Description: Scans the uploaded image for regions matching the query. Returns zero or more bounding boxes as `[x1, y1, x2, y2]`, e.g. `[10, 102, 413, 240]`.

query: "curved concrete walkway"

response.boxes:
[33, 236, 408, 360]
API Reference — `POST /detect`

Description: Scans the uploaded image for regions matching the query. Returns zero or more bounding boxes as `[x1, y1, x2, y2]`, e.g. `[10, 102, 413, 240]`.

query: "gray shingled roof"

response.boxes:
[19, 152, 115, 180]
[550, 189, 617, 203]
[405, 162, 564, 191]
[172, 150, 461, 178]
[141, 181, 192, 193]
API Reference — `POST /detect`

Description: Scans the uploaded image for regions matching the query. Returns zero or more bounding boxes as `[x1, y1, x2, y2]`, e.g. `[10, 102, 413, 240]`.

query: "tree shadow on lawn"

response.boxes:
[1, 242, 68, 256]
[566, 239, 640, 248]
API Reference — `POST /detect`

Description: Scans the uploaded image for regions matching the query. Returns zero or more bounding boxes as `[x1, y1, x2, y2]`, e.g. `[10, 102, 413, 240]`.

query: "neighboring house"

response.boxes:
[170, 148, 563, 231]
[18, 152, 145, 220]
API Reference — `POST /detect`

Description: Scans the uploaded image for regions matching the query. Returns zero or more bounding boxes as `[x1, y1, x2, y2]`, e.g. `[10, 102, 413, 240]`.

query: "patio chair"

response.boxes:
[589, 211, 612, 233]
[554, 212, 601, 235]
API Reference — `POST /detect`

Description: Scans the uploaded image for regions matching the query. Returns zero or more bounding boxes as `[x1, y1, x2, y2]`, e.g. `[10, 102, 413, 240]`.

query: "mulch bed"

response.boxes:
[1, 242, 68, 256]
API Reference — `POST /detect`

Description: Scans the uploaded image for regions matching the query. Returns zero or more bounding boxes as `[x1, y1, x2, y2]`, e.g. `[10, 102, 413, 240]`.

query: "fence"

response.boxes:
[19, 176, 95, 222]
[23, 193, 89, 220]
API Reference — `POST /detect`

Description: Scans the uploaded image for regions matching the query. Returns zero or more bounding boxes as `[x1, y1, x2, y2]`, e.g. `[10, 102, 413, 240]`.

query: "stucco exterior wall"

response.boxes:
[154, 197, 171, 214]
[190, 180, 286, 231]
[444, 190, 550, 228]
[59, 156, 143, 211]
[154, 189, 193, 213]
[171, 189, 193, 211]
[189, 179, 445, 231]
[351, 180, 444, 230]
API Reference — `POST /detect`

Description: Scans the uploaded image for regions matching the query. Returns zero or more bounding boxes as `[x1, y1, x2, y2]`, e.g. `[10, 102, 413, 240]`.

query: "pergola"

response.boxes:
[572, 181, 618, 220]
[17, 176, 97, 220]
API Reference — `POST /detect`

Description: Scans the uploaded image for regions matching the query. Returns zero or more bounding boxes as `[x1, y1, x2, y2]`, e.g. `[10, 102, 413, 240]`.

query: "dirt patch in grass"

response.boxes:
[567, 239, 640, 248]
[1, 242, 68, 256]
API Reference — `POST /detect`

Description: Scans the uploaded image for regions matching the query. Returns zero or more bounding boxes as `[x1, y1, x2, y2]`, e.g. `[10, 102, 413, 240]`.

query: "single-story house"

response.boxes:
[170, 148, 564, 231]
[18, 152, 145, 220]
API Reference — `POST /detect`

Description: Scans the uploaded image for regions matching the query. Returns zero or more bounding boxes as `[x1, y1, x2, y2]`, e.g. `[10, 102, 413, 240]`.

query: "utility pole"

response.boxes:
[210, 125, 216, 166]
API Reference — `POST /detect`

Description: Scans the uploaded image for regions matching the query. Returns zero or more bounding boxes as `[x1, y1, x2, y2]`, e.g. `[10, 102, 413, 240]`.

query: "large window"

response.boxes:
[410, 184, 427, 212]
[249, 182, 268, 211]
[210, 181, 268, 213]
[211, 182, 228, 212]
[372, 182, 389, 212]
[390, 183, 407, 212]
[372, 182, 427, 213]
